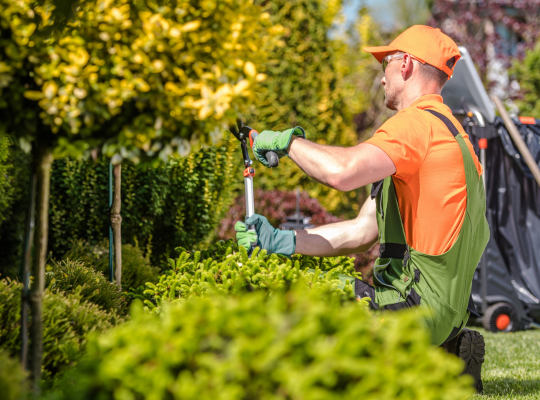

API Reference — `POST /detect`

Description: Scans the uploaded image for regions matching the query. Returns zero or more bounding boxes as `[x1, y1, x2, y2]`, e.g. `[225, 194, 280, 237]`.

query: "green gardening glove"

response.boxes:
[252, 127, 306, 167]
[235, 214, 296, 256]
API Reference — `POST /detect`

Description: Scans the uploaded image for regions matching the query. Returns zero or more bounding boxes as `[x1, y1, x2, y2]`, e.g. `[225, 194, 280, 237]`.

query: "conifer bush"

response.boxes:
[137, 240, 361, 313]
[63, 241, 160, 291]
[46, 259, 127, 313]
[0, 278, 121, 381]
[48, 138, 236, 264]
[51, 287, 474, 400]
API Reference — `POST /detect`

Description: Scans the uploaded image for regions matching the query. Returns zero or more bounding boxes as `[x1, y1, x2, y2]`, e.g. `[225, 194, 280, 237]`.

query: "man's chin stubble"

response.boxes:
[385, 96, 397, 111]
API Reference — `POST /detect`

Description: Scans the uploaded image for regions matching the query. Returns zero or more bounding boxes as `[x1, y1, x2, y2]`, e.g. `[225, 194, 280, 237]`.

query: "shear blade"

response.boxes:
[229, 118, 246, 141]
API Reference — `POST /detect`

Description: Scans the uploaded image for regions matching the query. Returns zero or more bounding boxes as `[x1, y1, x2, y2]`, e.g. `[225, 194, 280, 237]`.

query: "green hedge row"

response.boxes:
[0, 135, 237, 277]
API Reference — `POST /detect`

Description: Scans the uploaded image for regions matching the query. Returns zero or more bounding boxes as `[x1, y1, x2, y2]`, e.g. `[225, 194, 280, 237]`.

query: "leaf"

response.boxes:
[23, 90, 43, 101]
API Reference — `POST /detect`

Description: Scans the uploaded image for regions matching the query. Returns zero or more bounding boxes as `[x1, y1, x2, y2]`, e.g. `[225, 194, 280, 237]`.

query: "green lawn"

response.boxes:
[469, 328, 540, 399]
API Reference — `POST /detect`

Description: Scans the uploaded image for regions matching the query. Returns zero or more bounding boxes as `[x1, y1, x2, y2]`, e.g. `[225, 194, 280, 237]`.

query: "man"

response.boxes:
[235, 26, 489, 347]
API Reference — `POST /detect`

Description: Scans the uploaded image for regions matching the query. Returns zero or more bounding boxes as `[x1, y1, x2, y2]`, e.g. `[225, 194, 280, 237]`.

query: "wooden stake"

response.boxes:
[111, 163, 122, 288]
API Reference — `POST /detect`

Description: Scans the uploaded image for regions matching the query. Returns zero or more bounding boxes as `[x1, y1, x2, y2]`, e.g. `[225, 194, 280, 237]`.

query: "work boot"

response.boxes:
[441, 329, 485, 393]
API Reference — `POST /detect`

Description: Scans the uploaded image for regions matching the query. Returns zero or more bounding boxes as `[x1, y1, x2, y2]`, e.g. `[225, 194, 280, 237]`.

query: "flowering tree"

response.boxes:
[0, 0, 279, 390]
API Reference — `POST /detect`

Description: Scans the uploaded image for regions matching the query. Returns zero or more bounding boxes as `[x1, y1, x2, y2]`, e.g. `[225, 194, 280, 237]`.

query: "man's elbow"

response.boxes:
[326, 174, 348, 191]
[327, 173, 356, 191]
[326, 162, 356, 191]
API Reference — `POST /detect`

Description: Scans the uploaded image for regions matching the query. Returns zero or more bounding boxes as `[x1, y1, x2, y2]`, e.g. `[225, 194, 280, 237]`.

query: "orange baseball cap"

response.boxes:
[363, 25, 461, 77]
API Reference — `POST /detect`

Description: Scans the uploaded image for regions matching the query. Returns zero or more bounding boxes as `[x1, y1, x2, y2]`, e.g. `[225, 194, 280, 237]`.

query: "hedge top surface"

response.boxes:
[135, 240, 363, 312]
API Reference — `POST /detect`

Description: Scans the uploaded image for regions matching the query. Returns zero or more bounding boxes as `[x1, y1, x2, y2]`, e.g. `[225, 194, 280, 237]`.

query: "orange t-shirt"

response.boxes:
[366, 94, 483, 256]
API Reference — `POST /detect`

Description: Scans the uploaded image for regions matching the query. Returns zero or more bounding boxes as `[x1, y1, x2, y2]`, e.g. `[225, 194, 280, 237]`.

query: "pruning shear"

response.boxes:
[229, 119, 279, 254]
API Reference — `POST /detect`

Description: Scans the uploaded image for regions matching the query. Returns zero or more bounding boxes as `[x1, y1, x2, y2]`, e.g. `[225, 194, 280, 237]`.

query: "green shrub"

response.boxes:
[63, 241, 160, 291]
[51, 287, 474, 400]
[46, 259, 126, 313]
[0, 278, 121, 382]
[0, 350, 27, 400]
[138, 240, 361, 313]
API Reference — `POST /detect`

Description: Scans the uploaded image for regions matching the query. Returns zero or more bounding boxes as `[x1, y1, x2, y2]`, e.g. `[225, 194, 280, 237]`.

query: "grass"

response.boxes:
[469, 327, 540, 399]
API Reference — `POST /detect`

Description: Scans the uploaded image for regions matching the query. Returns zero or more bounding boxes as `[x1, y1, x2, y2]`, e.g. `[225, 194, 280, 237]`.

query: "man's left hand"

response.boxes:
[235, 214, 296, 256]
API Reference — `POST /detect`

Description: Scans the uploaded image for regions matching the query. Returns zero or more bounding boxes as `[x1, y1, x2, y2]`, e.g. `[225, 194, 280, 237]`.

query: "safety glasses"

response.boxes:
[382, 53, 422, 72]
[382, 53, 404, 72]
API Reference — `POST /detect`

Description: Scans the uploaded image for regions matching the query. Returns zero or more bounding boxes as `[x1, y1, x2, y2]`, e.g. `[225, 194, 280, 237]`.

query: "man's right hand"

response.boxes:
[252, 127, 305, 167]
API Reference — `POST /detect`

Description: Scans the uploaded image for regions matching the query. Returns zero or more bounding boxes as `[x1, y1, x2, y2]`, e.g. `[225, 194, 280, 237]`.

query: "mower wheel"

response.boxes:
[482, 302, 518, 332]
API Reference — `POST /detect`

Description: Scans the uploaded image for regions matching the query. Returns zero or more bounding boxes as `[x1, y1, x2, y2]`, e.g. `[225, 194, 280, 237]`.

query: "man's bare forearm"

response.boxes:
[287, 137, 396, 191]
[294, 197, 379, 257]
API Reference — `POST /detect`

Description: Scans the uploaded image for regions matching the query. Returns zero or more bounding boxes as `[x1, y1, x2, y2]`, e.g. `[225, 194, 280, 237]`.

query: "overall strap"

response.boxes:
[423, 109, 483, 214]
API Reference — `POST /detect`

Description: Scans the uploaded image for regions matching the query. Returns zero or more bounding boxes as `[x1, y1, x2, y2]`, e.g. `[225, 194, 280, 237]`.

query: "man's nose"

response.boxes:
[381, 76, 386, 86]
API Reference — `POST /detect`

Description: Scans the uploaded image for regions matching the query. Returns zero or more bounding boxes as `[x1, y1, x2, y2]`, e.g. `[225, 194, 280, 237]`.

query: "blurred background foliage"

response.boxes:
[510, 44, 540, 118]
[0, 0, 398, 280]
[248, 0, 360, 218]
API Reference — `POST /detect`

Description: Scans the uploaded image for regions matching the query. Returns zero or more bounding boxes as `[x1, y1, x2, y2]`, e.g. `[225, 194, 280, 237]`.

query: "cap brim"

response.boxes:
[363, 45, 397, 63]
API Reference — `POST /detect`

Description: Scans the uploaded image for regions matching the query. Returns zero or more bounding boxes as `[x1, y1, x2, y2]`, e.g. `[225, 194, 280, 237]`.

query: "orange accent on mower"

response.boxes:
[496, 314, 510, 331]
[519, 116, 536, 125]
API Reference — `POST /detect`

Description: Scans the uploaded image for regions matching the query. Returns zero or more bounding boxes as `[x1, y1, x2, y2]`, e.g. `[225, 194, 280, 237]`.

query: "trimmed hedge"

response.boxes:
[51, 286, 474, 400]
[136, 240, 361, 313]
[0, 278, 121, 382]
[0, 136, 236, 276]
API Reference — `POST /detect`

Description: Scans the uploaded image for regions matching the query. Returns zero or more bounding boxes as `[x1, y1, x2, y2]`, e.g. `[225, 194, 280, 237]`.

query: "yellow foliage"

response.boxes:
[0, 0, 282, 163]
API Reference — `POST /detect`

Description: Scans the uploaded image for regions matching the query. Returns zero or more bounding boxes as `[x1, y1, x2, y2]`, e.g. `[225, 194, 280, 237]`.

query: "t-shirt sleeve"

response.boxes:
[365, 110, 430, 180]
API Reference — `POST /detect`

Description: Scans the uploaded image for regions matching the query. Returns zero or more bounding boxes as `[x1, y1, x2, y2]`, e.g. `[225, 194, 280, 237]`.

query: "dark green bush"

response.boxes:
[63, 241, 160, 291]
[0, 137, 236, 276]
[0, 350, 27, 400]
[138, 240, 361, 313]
[51, 287, 474, 400]
[0, 278, 121, 382]
[49, 137, 236, 267]
[46, 259, 126, 313]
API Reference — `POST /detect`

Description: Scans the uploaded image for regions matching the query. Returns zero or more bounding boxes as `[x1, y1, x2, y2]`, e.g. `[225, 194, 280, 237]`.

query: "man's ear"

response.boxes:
[400, 54, 414, 81]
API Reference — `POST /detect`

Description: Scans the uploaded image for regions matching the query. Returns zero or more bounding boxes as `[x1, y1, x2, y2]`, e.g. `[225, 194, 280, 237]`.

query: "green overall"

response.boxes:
[370, 110, 490, 346]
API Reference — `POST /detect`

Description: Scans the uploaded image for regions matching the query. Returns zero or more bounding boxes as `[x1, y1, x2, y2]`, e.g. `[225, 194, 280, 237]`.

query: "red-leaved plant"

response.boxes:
[217, 189, 377, 283]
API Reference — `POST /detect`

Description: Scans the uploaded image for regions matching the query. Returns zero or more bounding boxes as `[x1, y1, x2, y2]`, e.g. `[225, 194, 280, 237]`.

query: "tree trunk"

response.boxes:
[111, 163, 122, 288]
[21, 171, 37, 370]
[29, 146, 53, 394]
